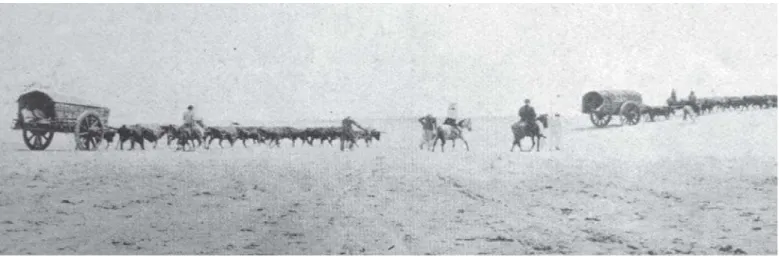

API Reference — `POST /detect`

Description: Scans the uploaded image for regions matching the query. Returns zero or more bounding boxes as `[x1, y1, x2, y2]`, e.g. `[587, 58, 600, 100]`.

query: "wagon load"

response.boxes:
[581, 90, 643, 127]
[12, 90, 110, 151]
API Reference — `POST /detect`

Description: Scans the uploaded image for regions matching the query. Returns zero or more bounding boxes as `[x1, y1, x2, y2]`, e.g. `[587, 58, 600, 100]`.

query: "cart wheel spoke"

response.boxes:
[73, 111, 107, 151]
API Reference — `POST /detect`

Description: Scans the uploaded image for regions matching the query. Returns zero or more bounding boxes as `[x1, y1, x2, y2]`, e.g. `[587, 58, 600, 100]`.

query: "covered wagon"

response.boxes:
[11, 90, 110, 151]
[581, 90, 643, 127]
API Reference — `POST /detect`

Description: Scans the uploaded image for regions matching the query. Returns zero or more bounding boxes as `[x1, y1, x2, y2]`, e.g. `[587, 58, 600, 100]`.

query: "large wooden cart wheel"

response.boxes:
[590, 113, 612, 127]
[620, 102, 641, 126]
[22, 129, 54, 151]
[74, 111, 105, 151]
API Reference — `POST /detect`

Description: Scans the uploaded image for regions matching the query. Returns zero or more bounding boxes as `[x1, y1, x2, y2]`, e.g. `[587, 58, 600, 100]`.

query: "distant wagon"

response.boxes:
[11, 90, 110, 151]
[581, 90, 643, 127]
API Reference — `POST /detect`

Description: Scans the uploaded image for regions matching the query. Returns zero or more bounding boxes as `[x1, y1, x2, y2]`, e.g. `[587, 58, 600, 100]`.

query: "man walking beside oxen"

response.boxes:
[340, 116, 369, 152]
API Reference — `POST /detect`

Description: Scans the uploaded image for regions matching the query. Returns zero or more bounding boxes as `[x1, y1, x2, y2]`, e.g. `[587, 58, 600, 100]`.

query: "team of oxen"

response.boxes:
[639, 94, 777, 122]
[99, 124, 383, 151]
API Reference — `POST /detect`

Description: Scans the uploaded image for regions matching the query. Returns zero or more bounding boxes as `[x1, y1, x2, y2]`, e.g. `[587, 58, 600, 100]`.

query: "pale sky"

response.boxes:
[1, 4, 776, 125]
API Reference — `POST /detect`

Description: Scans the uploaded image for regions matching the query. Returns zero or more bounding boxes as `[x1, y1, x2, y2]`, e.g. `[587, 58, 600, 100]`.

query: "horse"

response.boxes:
[431, 118, 472, 152]
[169, 124, 205, 151]
[510, 114, 549, 152]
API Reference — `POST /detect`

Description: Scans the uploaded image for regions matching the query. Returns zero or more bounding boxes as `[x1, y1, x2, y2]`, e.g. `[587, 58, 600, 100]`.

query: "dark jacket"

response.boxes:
[519, 105, 537, 122]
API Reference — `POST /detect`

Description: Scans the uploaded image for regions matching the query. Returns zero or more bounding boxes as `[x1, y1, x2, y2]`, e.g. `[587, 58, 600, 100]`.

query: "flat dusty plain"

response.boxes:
[0, 109, 776, 254]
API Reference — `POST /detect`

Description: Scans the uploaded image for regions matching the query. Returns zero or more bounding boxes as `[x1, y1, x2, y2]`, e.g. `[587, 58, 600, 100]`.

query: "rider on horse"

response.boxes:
[182, 105, 205, 136]
[519, 99, 539, 136]
[443, 103, 461, 135]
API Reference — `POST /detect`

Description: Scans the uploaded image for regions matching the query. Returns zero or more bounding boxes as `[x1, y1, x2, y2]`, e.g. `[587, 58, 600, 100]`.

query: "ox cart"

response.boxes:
[11, 90, 110, 151]
[582, 90, 643, 127]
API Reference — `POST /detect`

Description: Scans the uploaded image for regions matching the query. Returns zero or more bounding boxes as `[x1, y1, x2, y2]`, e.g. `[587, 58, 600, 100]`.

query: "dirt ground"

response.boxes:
[0, 109, 776, 254]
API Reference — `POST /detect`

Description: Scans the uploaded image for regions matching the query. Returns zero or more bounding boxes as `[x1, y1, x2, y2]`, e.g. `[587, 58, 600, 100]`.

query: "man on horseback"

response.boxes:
[518, 99, 540, 136]
[340, 116, 369, 151]
[179, 105, 205, 150]
[443, 103, 461, 135]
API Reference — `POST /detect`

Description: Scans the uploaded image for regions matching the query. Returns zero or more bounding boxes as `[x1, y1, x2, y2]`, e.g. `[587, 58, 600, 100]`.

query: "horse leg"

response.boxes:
[534, 136, 539, 152]
[518, 138, 522, 152]
[460, 137, 469, 151]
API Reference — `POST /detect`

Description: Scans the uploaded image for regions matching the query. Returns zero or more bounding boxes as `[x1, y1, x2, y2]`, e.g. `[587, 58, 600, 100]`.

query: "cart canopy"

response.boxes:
[16, 90, 105, 119]
[582, 90, 642, 113]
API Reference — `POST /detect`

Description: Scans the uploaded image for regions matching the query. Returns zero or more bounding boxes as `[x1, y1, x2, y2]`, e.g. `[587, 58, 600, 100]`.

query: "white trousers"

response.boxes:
[548, 120, 563, 150]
